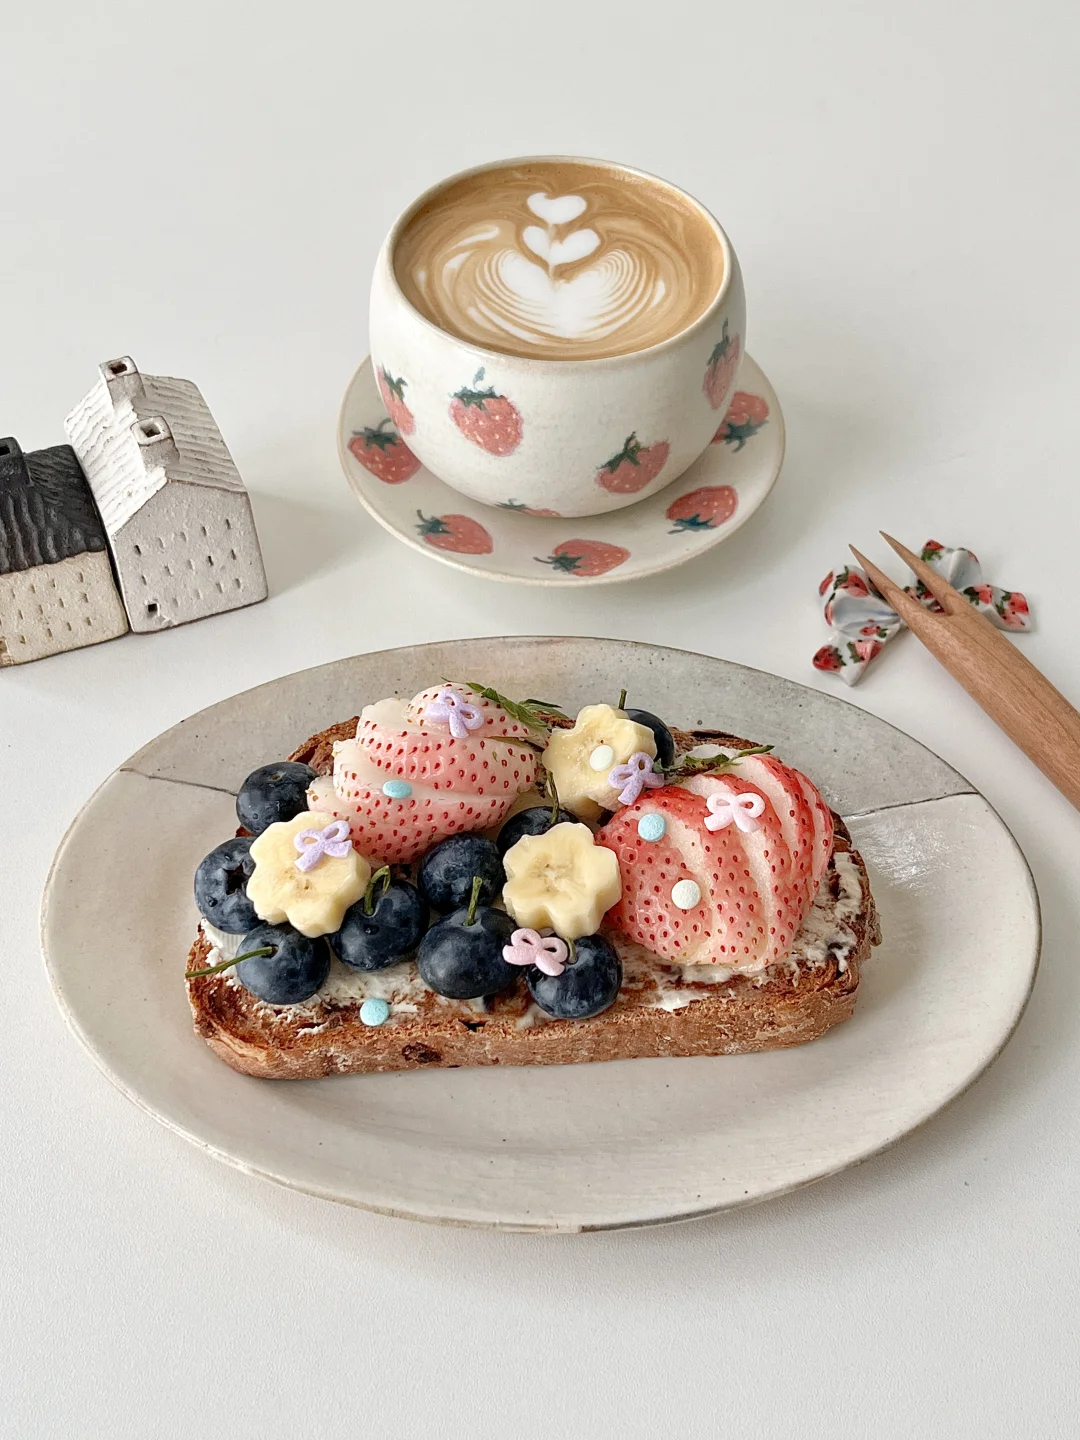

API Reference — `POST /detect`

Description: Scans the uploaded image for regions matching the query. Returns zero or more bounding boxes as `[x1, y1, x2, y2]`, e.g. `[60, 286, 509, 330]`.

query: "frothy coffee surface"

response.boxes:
[393, 161, 725, 361]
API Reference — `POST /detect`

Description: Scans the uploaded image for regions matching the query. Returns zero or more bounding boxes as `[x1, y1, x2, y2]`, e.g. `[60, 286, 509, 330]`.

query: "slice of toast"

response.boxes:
[186, 720, 880, 1079]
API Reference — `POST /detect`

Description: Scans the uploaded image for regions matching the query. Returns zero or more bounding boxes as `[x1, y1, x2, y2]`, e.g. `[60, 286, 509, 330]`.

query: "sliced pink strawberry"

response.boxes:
[599, 759, 834, 971]
[599, 786, 769, 966]
[793, 772, 834, 889]
[681, 772, 806, 964]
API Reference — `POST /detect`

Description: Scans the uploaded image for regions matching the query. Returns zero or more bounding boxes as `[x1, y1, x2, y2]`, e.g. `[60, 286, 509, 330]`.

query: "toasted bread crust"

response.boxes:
[186, 721, 880, 1079]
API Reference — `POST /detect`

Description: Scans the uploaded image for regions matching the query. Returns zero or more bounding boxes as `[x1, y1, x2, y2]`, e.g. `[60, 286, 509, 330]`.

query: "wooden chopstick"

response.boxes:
[850, 534, 1080, 811]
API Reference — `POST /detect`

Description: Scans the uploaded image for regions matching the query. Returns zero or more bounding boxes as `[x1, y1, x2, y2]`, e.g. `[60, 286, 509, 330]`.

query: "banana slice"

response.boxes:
[502, 822, 622, 940]
[542, 704, 658, 820]
[247, 811, 370, 938]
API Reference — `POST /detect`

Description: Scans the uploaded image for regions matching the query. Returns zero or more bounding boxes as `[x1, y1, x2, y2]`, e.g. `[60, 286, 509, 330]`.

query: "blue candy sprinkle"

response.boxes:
[360, 997, 391, 1027]
[382, 779, 413, 800]
[637, 813, 667, 842]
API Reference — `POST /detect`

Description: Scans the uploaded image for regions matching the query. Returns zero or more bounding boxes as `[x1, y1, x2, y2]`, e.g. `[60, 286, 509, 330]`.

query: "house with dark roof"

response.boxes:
[0, 438, 128, 666]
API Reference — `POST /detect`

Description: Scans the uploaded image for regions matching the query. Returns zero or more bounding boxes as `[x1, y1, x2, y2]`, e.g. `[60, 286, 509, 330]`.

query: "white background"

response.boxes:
[2, 1, 1078, 1435]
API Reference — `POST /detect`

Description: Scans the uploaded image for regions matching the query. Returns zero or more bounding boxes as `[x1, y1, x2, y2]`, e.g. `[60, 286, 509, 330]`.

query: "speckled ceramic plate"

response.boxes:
[41, 638, 1039, 1231]
[337, 357, 783, 584]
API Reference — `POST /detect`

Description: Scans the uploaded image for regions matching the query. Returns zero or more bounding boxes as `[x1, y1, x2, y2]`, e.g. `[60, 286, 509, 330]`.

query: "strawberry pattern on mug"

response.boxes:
[536, 540, 630, 577]
[376, 367, 415, 435]
[703, 320, 741, 409]
[713, 391, 769, 449]
[595, 433, 670, 494]
[348, 420, 420, 484]
[666, 485, 738, 533]
[450, 369, 523, 455]
[416, 511, 494, 554]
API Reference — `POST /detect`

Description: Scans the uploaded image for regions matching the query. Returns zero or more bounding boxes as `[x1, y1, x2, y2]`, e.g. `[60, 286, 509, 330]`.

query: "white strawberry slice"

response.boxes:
[308, 771, 519, 866]
[354, 695, 537, 793]
[306, 685, 539, 865]
[404, 683, 538, 739]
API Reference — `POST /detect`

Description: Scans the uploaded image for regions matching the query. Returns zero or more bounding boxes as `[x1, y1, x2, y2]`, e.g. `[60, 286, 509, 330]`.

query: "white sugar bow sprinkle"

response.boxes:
[704, 791, 766, 833]
[502, 928, 569, 977]
[424, 686, 484, 739]
[293, 819, 352, 871]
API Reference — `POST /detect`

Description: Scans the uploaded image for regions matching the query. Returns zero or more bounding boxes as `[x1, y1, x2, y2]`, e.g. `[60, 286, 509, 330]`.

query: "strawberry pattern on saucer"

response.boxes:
[338, 355, 783, 586]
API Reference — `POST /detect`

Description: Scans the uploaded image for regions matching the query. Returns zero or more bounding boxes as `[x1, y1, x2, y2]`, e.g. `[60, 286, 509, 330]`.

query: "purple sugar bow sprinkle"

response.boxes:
[424, 686, 484, 740]
[608, 751, 665, 806]
[293, 819, 352, 871]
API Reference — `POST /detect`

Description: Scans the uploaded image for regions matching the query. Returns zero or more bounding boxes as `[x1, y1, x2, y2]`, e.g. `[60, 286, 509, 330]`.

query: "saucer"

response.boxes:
[337, 354, 784, 585]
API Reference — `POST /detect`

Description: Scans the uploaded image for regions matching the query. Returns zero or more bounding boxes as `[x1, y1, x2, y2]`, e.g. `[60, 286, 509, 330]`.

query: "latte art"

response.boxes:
[393, 162, 725, 361]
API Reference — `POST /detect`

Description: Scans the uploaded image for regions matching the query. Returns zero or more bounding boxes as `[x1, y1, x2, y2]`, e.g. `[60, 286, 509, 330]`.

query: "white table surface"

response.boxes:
[3, 1, 1077, 1435]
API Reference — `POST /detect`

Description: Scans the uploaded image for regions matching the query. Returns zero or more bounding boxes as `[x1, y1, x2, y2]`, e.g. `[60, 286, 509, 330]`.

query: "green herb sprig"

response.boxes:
[186, 944, 274, 980]
[460, 680, 568, 731]
[661, 744, 773, 780]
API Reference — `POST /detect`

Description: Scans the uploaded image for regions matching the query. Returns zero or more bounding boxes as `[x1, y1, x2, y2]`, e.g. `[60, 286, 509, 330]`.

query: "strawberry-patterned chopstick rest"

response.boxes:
[813, 539, 1032, 685]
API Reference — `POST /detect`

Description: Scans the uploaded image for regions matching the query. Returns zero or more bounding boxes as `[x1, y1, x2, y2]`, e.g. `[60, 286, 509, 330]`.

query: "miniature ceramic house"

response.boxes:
[0, 438, 128, 666]
[65, 358, 267, 633]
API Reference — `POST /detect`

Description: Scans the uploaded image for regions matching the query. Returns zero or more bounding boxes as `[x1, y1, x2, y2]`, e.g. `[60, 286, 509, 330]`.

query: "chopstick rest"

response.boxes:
[814, 539, 1032, 684]
[852, 535, 1080, 811]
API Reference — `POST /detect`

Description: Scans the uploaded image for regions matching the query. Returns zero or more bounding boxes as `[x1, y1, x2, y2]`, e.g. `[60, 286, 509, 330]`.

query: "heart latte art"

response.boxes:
[393, 162, 726, 361]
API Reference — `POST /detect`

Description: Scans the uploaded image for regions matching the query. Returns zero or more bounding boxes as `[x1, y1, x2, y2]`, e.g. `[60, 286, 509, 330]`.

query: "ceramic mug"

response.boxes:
[369, 156, 746, 519]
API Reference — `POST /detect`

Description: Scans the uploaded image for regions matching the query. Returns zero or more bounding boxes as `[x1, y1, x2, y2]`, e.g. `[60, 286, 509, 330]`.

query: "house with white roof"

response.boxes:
[65, 357, 267, 632]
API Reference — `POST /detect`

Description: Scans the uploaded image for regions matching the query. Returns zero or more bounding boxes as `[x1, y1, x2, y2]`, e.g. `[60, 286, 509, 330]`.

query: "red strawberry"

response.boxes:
[702, 320, 742, 410]
[416, 511, 493, 555]
[595, 433, 670, 494]
[376, 367, 415, 436]
[308, 691, 538, 863]
[712, 391, 769, 449]
[450, 368, 522, 455]
[999, 591, 1030, 629]
[836, 568, 869, 598]
[497, 500, 562, 518]
[665, 485, 738, 533]
[813, 645, 845, 673]
[536, 539, 630, 577]
[348, 419, 420, 484]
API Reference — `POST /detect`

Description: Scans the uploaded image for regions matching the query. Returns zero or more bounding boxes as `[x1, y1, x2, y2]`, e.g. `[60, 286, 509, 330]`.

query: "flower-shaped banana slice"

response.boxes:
[502, 822, 622, 940]
[542, 704, 659, 820]
[247, 811, 370, 938]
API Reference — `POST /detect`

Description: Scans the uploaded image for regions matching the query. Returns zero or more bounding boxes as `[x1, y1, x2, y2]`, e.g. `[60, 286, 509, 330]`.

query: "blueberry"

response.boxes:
[497, 805, 576, 856]
[328, 876, 428, 970]
[417, 905, 518, 999]
[625, 708, 676, 769]
[234, 922, 330, 1005]
[236, 761, 318, 836]
[194, 836, 259, 933]
[527, 933, 622, 1020]
[418, 835, 505, 913]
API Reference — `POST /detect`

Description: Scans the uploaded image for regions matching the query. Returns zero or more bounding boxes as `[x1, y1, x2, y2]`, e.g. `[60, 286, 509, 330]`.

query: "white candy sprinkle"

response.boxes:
[589, 744, 616, 771]
[671, 879, 702, 910]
